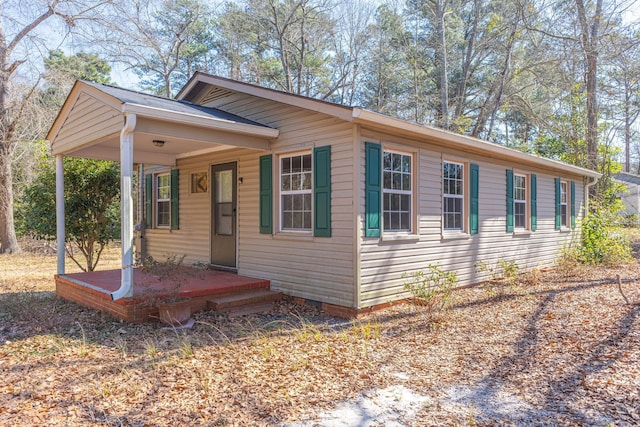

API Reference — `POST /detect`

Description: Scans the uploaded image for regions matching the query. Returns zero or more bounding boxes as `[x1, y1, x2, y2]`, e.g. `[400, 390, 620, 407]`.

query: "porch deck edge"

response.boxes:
[54, 273, 271, 323]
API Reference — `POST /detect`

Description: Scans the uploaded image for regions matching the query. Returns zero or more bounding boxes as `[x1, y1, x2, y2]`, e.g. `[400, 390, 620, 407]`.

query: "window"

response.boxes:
[508, 170, 536, 232]
[514, 174, 527, 228]
[560, 180, 568, 228]
[555, 178, 573, 231]
[383, 150, 412, 231]
[280, 153, 312, 231]
[145, 170, 179, 230]
[156, 173, 171, 227]
[261, 147, 331, 237]
[443, 161, 464, 231]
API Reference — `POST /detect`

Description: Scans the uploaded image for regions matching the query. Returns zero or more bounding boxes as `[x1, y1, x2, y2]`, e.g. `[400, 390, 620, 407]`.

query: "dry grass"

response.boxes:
[1, 242, 639, 426]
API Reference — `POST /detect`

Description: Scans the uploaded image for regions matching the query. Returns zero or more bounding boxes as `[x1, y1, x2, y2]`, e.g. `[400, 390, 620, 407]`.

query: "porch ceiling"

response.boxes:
[47, 81, 279, 166]
[66, 116, 275, 166]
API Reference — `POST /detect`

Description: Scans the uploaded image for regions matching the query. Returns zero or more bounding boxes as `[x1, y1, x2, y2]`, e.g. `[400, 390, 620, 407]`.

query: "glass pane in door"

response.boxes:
[215, 170, 233, 235]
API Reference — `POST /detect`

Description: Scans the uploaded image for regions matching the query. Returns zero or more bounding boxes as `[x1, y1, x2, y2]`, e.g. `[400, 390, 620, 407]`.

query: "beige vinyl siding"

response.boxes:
[145, 94, 357, 307]
[52, 93, 122, 155]
[359, 129, 585, 308]
[143, 154, 214, 264]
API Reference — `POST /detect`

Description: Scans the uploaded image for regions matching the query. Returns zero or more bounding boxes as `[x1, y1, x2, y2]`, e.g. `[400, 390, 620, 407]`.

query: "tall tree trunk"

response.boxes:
[625, 84, 630, 172]
[452, 0, 480, 132]
[575, 0, 602, 172]
[470, 80, 498, 138]
[486, 20, 519, 140]
[434, 0, 449, 129]
[0, 0, 67, 254]
[0, 17, 19, 253]
[0, 142, 19, 253]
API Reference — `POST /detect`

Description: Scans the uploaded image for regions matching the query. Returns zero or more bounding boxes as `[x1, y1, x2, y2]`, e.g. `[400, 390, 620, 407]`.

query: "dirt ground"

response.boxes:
[0, 244, 639, 426]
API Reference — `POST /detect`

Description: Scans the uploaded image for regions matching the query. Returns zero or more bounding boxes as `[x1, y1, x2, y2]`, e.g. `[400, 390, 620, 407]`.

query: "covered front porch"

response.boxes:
[46, 80, 280, 320]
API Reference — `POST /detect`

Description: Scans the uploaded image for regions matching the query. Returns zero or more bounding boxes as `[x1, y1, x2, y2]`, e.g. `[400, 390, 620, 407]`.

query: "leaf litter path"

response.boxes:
[289, 265, 640, 426]
[0, 250, 639, 426]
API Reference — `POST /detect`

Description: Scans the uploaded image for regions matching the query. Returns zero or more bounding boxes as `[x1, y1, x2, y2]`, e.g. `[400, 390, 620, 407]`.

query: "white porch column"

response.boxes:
[112, 113, 137, 300]
[55, 155, 65, 275]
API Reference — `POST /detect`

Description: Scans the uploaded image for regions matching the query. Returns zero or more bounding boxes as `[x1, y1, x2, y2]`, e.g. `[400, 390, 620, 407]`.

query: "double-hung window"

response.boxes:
[514, 174, 527, 229]
[560, 180, 568, 228]
[260, 146, 331, 237]
[280, 153, 312, 231]
[156, 173, 171, 227]
[382, 150, 412, 232]
[443, 161, 464, 231]
[507, 169, 536, 232]
[144, 170, 179, 230]
[554, 178, 573, 230]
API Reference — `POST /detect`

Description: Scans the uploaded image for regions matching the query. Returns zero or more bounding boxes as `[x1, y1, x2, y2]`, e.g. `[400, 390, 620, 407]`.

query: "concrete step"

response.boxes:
[207, 289, 282, 311]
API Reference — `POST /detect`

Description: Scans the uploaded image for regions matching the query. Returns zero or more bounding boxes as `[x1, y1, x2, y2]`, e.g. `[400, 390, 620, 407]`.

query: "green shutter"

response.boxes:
[506, 169, 514, 232]
[144, 173, 152, 228]
[530, 174, 537, 231]
[259, 154, 273, 234]
[314, 145, 331, 237]
[170, 169, 179, 230]
[365, 142, 382, 237]
[470, 163, 479, 235]
[555, 178, 561, 230]
[570, 180, 576, 229]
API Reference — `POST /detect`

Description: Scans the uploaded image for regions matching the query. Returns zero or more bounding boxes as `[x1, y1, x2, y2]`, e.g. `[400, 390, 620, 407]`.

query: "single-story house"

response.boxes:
[47, 73, 600, 318]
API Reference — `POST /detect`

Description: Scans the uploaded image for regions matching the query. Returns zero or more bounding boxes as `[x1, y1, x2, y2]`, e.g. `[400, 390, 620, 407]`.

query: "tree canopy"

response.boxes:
[96, 0, 640, 174]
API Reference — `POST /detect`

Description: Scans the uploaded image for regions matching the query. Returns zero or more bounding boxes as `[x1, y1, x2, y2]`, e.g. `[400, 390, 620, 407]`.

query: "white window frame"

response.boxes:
[514, 173, 528, 229]
[279, 151, 313, 232]
[443, 160, 465, 232]
[382, 149, 413, 233]
[155, 172, 171, 228]
[560, 180, 568, 228]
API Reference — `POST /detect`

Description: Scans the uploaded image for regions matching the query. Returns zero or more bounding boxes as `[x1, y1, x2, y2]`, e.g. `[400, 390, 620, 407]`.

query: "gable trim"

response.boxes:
[177, 72, 354, 122]
[122, 103, 279, 138]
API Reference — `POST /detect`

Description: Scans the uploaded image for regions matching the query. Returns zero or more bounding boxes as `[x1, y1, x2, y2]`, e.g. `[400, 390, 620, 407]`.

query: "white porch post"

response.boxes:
[55, 155, 65, 275]
[112, 113, 137, 300]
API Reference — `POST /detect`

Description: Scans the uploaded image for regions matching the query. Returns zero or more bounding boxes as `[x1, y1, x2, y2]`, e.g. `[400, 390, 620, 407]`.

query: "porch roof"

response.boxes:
[47, 80, 279, 166]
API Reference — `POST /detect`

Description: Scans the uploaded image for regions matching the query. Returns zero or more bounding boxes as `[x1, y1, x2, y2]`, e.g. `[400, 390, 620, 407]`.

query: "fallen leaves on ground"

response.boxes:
[0, 244, 639, 426]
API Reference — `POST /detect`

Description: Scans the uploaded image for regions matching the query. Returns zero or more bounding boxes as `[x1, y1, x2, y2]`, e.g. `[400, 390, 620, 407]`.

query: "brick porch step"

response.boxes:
[207, 289, 282, 317]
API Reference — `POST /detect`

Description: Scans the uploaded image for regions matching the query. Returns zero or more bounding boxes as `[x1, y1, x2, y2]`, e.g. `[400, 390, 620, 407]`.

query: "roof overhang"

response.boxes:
[177, 72, 354, 122]
[353, 109, 601, 179]
[178, 73, 599, 180]
[47, 81, 279, 166]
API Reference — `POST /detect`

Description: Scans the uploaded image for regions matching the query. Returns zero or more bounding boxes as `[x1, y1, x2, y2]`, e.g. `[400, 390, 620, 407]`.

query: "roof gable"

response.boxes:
[47, 80, 279, 163]
[177, 72, 354, 122]
[81, 81, 269, 127]
[47, 81, 278, 144]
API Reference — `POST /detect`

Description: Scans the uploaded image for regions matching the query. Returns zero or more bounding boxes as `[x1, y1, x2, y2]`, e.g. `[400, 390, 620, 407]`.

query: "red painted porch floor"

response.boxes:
[55, 268, 271, 323]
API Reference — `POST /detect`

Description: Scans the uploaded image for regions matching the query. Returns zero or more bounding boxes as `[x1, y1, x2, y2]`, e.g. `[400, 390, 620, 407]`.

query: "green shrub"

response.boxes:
[402, 264, 457, 311]
[18, 157, 120, 271]
[579, 209, 632, 266]
[474, 259, 520, 283]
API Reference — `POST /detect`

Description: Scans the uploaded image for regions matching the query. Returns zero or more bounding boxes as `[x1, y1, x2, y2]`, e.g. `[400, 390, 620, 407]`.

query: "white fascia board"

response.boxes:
[353, 109, 600, 179]
[121, 103, 280, 139]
